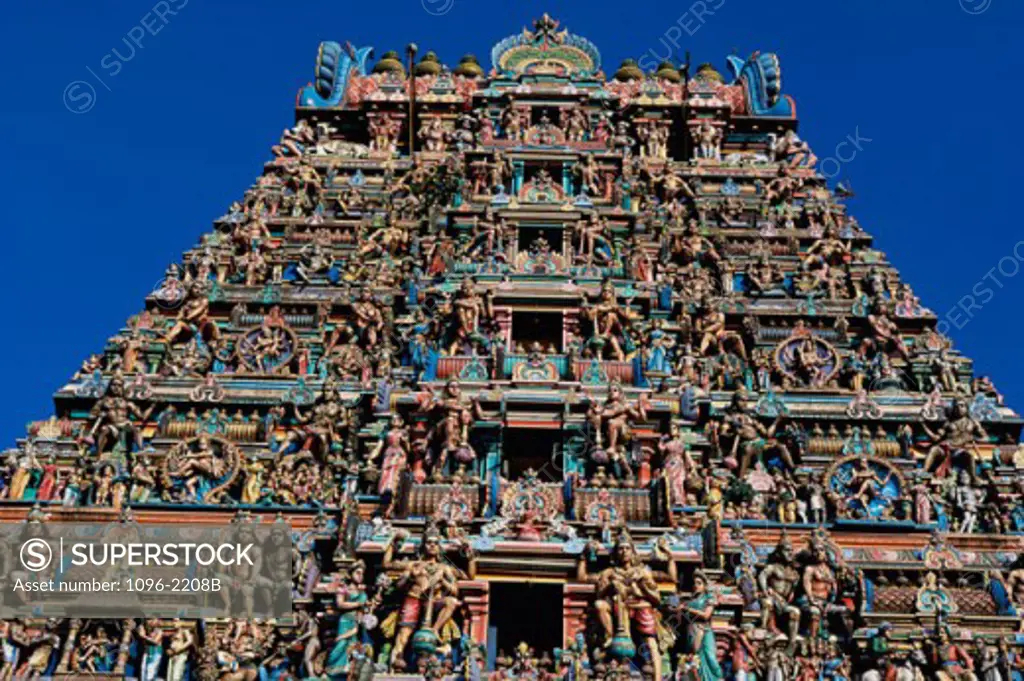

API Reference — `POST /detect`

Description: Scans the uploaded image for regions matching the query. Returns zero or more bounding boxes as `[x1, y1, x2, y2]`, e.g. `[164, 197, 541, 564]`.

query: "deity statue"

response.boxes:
[574, 153, 605, 198]
[369, 112, 402, 155]
[87, 372, 155, 455]
[679, 570, 724, 681]
[920, 398, 987, 482]
[587, 382, 650, 478]
[137, 619, 165, 681]
[610, 121, 635, 156]
[574, 213, 613, 265]
[281, 378, 352, 457]
[444, 279, 494, 356]
[71, 624, 117, 673]
[638, 120, 669, 160]
[358, 213, 410, 258]
[928, 627, 977, 681]
[324, 560, 379, 676]
[580, 280, 638, 361]
[463, 208, 507, 258]
[294, 232, 335, 285]
[271, 118, 315, 159]
[798, 536, 837, 645]
[576, 529, 676, 681]
[953, 469, 980, 533]
[716, 389, 798, 477]
[660, 423, 697, 507]
[771, 130, 817, 167]
[162, 434, 234, 502]
[643, 319, 676, 375]
[562, 105, 590, 143]
[352, 289, 386, 348]
[419, 117, 448, 153]
[503, 105, 526, 142]
[845, 456, 894, 517]
[746, 247, 785, 296]
[415, 380, 485, 478]
[8, 441, 42, 501]
[381, 525, 476, 670]
[370, 413, 410, 517]
[488, 150, 513, 194]
[730, 623, 762, 681]
[757, 535, 801, 642]
[691, 121, 722, 161]
[18, 619, 61, 680]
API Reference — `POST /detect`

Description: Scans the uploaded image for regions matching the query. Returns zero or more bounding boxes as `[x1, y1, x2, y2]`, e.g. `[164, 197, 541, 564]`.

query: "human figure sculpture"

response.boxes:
[294, 234, 335, 285]
[562, 105, 590, 143]
[382, 526, 475, 670]
[444, 279, 494, 356]
[864, 302, 910, 362]
[954, 469, 980, 533]
[758, 535, 801, 642]
[419, 117, 448, 153]
[772, 130, 817, 167]
[692, 121, 722, 160]
[282, 379, 352, 457]
[680, 570, 725, 681]
[88, 373, 155, 454]
[352, 289, 386, 348]
[929, 627, 978, 681]
[324, 560, 378, 675]
[799, 537, 837, 646]
[846, 456, 893, 516]
[416, 380, 485, 478]
[576, 529, 675, 681]
[574, 154, 605, 198]
[503, 105, 525, 142]
[371, 413, 410, 518]
[638, 121, 669, 160]
[164, 434, 230, 501]
[271, 118, 315, 159]
[580, 280, 637, 361]
[574, 213, 612, 265]
[655, 426, 696, 503]
[369, 112, 402, 154]
[920, 398, 987, 482]
[588, 382, 650, 478]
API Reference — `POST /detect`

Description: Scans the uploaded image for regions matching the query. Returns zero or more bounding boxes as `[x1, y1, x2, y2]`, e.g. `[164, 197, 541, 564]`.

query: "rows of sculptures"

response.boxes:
[1, 14, 1021, 681]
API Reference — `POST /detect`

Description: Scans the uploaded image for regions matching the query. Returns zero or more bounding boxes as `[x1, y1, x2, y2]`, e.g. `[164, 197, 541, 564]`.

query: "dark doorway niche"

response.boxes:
[487, 582, 563, 668]
[511, 310, 564, 354]
[502, 428, 561, 480]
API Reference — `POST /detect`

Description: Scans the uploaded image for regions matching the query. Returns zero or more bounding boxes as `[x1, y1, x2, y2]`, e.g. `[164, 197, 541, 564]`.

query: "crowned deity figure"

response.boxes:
[680, 570, 724, 681]
[281, 378, 352, 457]
[444, 279, 495, 356]
[370, 413, 411, 517]
[416, 380, 485, 478]
[88, 372, 155, 455]
[757, 535, 801, 643]
[580, 280, 639, 361]
[920, 397, 987, 483]
[587, 383, 650, 479]
[576, 530, 676, 681]
[381, 526, 476, 670]
[715, 390, 797, 477]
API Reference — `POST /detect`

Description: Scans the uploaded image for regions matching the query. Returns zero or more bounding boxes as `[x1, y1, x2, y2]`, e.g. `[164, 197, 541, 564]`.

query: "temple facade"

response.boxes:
[2, 14, 1023, 681]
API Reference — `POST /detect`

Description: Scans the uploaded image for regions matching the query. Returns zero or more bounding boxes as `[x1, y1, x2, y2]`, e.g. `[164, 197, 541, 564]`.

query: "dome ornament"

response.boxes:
[491, 14, 601, 79]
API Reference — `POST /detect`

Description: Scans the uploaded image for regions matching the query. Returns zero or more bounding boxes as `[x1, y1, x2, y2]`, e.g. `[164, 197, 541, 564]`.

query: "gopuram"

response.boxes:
[2, 13, 1024, 681]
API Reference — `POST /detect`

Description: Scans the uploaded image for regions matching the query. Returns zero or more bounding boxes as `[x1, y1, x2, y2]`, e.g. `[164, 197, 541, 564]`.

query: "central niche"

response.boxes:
[502, 428, 561, 480]
[514, 223, 567, 273]
[511, 310, 564, 354]
[487, 582, 563, 666]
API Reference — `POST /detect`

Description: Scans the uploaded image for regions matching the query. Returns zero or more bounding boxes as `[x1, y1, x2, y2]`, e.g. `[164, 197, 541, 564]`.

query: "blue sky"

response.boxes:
[0, 0, 1021, 442]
